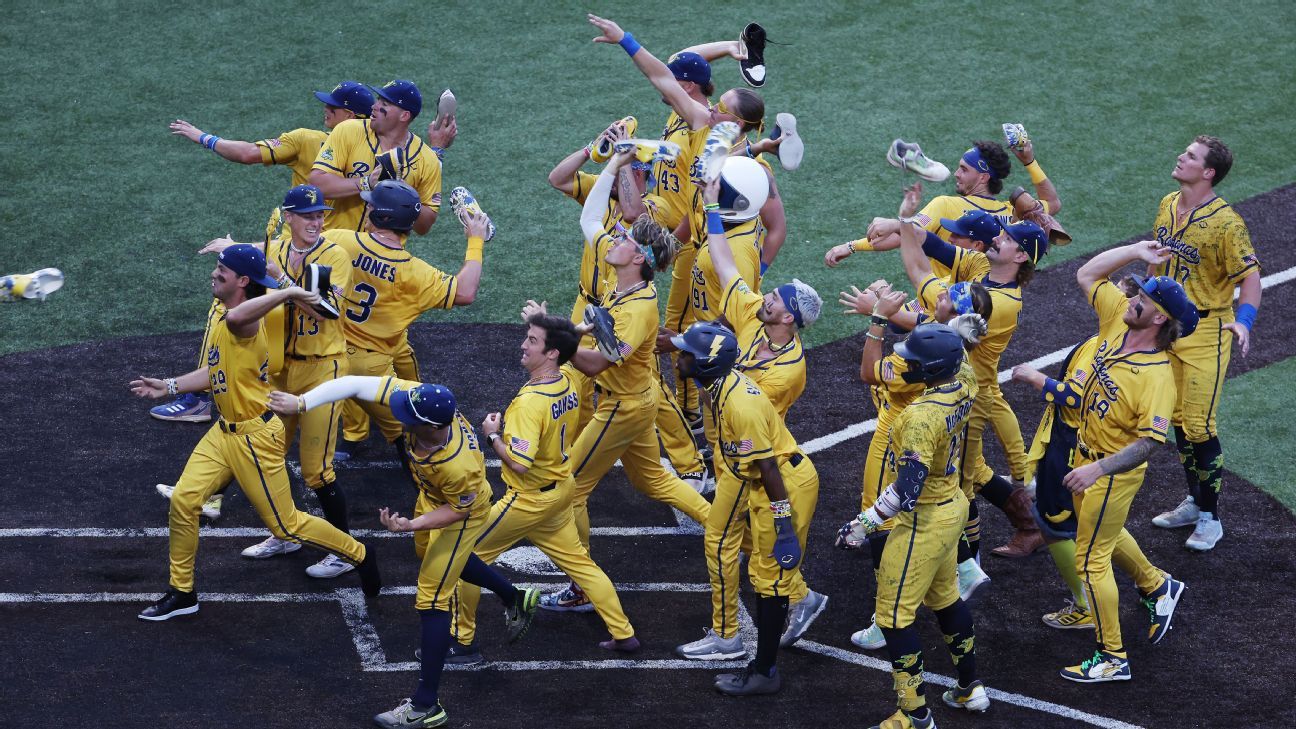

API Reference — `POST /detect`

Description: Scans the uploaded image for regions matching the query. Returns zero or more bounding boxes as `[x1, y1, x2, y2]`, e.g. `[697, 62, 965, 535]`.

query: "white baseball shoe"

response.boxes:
[306, 553, 356, 578]
[1152, 496, 1200, 528]
[241, 536, 302, 559]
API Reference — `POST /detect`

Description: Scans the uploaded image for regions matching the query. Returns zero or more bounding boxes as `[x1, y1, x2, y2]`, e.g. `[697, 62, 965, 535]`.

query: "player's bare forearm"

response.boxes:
[898, 220, 934, 288]
[411, 206, 438, 235]
[452, 257, 482, 306]
[225, 287, 299, 334]
[859, 331, 884, 385]
[627, 44, 709, 129]
[570, 347, 614, 376]
[548, 148, 587, 195]
[1033, 177, 1062, 215]
[1077, 240, 1169, 292]
[389, 503, 469, 532]
[616, 166, 647, 221]
[489, 437, 530, 474]
[309, 169, 364, 199]
[673, 216, 692, 246]
[676, 40, 743, 62]
[1097, 438, 1157, 476]
[755, 456, 789, 502]
[758, 182, 787, 266]
[1010, 364, 1048, 392]
[1237, 271, 1262, 309]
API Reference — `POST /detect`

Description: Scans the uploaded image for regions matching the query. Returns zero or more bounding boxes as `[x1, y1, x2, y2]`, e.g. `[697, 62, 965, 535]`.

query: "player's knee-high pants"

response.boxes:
[1169, 313, 1233, 442]
[875, 494, 967, 630]
[408, 492, 488, 611]
[654, 373, 704, 476]
[569, 388, 711, 551]
[276, 354, 344, 489]
[708, 454, 817, 638]
[665, 245, 700, 415]
[1072, 457, 1166, 653]
[168, 416, 365, 592]
[453, 479, 635, 643]
[341, 337, 420, 443]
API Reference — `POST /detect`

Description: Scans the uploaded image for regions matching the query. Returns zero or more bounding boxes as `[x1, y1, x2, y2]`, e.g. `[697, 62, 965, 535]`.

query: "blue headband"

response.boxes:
[776, 283, 804, 327]
[615, 222, 657, 268]
[948, 282, 975, 315]
[962, 147, 1001, 180]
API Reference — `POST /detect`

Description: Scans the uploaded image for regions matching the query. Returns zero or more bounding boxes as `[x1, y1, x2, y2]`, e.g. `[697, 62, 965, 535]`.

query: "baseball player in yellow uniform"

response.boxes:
[130, 244, 380, 621]
[673, 318, 818, 696]
[271, 378, 540, 729]
[453, 312, 640, 655]
[537, 150, 711, 612]
[1030, 240, 1193, 683]
[839, 323, 988, 728]
[1148, 136, 1262, 552]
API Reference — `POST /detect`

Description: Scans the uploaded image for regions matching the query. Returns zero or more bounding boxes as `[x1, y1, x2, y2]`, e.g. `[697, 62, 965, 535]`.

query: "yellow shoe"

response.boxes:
[1042, 600, 1095, 630]
[613, 138, 681, 165]
[868, 708, 935, 729]
[590, 116, 637, 163]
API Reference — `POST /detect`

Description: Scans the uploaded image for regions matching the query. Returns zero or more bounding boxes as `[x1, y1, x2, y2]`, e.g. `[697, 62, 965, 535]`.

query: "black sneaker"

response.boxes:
[138, 588, 199, 621]
[414, 642, 484, 665]
[739, 23, 768, 88]
[357, 545, 382, 598]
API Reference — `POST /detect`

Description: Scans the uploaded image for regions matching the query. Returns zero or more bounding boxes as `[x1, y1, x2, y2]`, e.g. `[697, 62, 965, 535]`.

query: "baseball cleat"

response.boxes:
[1059, 650, 1131, 683]
[698, 121, 742, 184]
[334, 439, 366, 464]
[1, 267, 64, 302]
[1144, 576, 1185, 644]
[1185, 514, 1223, 551]
[770, 112, 802, 171]
[435, 89, 456, 125]
[1152, 496, 1200, 528]
[589, 116, 638, 164]
[681, 471, 715, 496]
[138, 588, 199, 622]
[1002, 122, 1030, 152]
[715, 663, 781, 696]
[539, 584, 595, 612]
[867, 708, 935, 729]
[303, 263, 340, 319]
[373, 698, 447, 729]
[942, 679, 991, 713]
[241, 535, 303, 559]
[415, 641, 485, 665]
[886, 139, 950, 182]
[780, 589, 828, 647]
[737, 22, 768, 87]
[150, 392, 213, 423]
[613, 138, 682, 166]
[676, 628, 747, 660]
[851, 617, 887, 650]
[449, 186, 496, 242]
[504, 587, 541, 643]
[154, 484, 222, 520]
[957, 558, 991, 601]
[307, 553, 356, 578]
[1042, 599, 1095, 630]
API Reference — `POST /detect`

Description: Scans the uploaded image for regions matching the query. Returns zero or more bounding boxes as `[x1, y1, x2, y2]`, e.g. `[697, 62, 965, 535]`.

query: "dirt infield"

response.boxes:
[2, 184, 1293, 728]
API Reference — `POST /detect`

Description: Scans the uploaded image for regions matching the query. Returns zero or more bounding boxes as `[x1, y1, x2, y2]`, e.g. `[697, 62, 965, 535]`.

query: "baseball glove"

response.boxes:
[583, 304, 626, 361]
[949, 312, 988, 345]
[1010, 187, 1071, 245]
[375, 147, 407, 181]
[303, 263, 340, 320]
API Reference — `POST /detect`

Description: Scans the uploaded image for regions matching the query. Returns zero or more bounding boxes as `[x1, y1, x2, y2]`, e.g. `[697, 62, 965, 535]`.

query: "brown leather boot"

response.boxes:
[991, 487, 1045, 558]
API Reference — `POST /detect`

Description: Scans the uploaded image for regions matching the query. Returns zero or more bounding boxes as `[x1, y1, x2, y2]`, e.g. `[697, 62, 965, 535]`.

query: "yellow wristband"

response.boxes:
[465, 237, 484, 262]
[1026, 160, 1047, 185]
[848, 239, 873, 253]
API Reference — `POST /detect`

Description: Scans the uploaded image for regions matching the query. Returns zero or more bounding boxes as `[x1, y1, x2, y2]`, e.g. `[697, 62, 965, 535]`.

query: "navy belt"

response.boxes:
[538, 482, 556, 493]
[220, 411, 274, 434]
[1077, 442, 1108, 461]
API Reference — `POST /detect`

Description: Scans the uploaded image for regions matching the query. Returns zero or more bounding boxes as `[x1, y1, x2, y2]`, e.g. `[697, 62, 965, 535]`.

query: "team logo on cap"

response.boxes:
[305, 188, 319, 205]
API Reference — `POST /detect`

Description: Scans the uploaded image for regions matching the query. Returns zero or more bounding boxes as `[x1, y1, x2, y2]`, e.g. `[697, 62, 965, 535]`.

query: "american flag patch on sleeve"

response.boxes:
[1152, 415, 1169, 431]
[458, 493, 477, 507]
[510, 436, 531, 453]
[617, 341, 633, 358]
[739, 439, 753, 453]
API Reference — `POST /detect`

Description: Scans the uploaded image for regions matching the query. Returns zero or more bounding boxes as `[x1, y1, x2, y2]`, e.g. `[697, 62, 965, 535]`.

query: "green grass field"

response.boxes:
[1219, 355, 1296, 513]
[2, 0, 1294, 355]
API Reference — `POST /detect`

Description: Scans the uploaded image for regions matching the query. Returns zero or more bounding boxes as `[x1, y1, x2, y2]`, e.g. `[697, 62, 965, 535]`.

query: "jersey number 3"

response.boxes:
[347, 282, 379, 324]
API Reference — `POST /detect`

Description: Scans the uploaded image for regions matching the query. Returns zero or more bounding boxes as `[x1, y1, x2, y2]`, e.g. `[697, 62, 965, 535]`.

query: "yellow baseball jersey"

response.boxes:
[594, 282, 659, 395]
[568, 171, 661, 305]
[886, 374, 976, 506]
[326, 230, 457, 355]
[500, 368, 581, 492]
[1075, 281, 1176, 454]
[917, 195, 1029, 279]
[1053, 335, 1101, 429]
[719, 277, 805, 417]
[711, 371, 799, 482]
[689, 218, 763, 322]
[312, 119, 443, 232]
[256, 128, 329, 187]
[1152, 192, 1260, 310]
[649, 110, 709, 229]
[972, 281, 1023, 378]
[265, 236, 352, 359]
[205, 313, 272, 423]
[873, 357, 977, 428]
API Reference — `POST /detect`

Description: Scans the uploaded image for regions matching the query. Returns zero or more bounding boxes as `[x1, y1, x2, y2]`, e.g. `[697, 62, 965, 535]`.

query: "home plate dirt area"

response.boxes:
[2, 185, 1294, 728]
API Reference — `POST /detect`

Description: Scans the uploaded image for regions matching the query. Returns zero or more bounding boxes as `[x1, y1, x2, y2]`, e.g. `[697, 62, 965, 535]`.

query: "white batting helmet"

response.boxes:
[716, 157, 770, 222]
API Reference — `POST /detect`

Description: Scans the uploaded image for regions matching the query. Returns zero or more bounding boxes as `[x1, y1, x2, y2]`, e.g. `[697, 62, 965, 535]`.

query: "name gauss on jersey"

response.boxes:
[353, 252, 398, 282]
[550, 391, 579, 420]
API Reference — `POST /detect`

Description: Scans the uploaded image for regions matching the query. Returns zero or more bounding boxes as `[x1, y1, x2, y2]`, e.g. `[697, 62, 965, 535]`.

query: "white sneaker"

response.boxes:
[1185, 514, 1223, 551]
[201, 495, 222, 520]
[780, 590, 828, 647]
[675, 628, 746, 660]
[957, 558, 991, 602]
[240, 536, 302, 559]
[306, 553, 356, 578]
[697, 122, 742, 183]
[771, 113, 802, 171]
[156, 483, 175, 499]
[1152, 496, 1199, 528]
[942, 679, 991, 713]
[681, 472, 715, 496]
[885, 139, 950, 182]
[851, 617, 886, 650]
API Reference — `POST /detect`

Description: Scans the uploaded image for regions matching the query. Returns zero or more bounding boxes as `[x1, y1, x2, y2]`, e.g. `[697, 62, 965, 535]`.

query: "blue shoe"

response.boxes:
[150, 392, 212, 423]
[1144, 576, 1185, 644]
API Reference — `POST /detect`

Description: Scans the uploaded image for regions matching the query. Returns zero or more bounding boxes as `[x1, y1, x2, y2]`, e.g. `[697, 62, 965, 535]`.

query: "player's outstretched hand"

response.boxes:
[169, 119, 203, 143]
[1133, 239, 1172, 266]
[379, 507, 414, 533]
[839, 285, 878, 315]
[463, 210, 490, 240]
[1012, 138, 1035, 165]
[655, 326, 679, 354]
[199, 234, 236, 255]
[267, 390, 302, 416]
[588, 14, 625, 44]
[520, 299, 547, 321]
[1222, 322, 1251, 356]
[1011, 364, 1046, 388]
[286, 286, 321, 307]
[874, 290, 908, 318]
[824, 243, 853, 268]
[129, 377, 168, 400]
[427, 115, 457, 150]
[899, 182, 924, 218]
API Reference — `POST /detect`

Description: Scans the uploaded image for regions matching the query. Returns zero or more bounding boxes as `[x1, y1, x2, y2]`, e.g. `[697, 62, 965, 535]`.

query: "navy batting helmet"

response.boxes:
[390, 383, 456, 428]
[671, 321, 739, 379]
[362, 180, 421, 232]
[894, 323, 964, 384]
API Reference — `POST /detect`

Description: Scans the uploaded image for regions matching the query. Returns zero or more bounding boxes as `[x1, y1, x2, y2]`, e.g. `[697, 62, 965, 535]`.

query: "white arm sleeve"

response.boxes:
[579, 169, 616, 247]
[300, 375, 386, 411]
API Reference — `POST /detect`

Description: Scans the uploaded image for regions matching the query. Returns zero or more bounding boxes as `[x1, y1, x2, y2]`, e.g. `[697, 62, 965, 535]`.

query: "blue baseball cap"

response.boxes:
[667, 52, 711, 86]
[282, 184, 332, 213]
[314, 81, 375, 117]
[390, 383, 456, 428]
[370, 79, 422, 118]
[218, 244, 279, 289]
[999, 219, 1050, 264]
[939, 209, 1000, 245]
[1129, 275, 1199, 337]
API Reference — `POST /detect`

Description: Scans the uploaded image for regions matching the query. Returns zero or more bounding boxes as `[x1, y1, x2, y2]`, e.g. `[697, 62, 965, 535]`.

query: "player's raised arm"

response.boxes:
[225, 285, 317, 337]
[588, 14, 711, 130]
[699, 178, 740, 287]
[267, 375, 388, 416]
[579, 151, 632, 246]
[450, 212, 490, 306]
[898, 218, 936, 288]
[1075, 240, 1170, 293]
[169, 119, 262, 165]
[1006, 129, 1062, 215]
